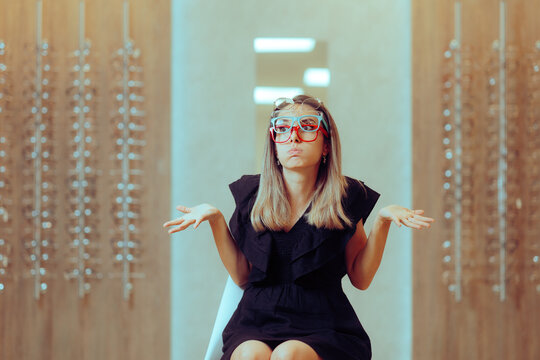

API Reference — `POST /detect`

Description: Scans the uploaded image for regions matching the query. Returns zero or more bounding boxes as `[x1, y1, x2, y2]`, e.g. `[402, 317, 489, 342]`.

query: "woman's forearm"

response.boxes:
[352, 214, 392, 290]
[208, 211, 251, 287]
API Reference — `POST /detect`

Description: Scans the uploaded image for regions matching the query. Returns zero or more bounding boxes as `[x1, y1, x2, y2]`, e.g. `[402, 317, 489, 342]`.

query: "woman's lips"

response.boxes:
[288, 148, 302, 156]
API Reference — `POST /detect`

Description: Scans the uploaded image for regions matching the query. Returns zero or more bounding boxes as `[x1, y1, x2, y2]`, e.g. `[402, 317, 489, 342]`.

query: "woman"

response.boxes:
[163, 95, 434, 360]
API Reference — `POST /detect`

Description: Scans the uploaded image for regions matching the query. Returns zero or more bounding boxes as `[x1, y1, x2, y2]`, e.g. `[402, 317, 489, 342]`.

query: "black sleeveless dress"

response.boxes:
[221, 174, 380, 360]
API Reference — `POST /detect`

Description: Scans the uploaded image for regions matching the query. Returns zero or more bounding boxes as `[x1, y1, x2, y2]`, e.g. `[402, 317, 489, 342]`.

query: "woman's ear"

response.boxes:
[323, 142, 329, 156]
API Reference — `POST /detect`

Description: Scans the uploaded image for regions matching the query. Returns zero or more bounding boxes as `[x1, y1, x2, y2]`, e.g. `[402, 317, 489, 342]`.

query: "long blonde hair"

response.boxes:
[251, 95, 354, 232]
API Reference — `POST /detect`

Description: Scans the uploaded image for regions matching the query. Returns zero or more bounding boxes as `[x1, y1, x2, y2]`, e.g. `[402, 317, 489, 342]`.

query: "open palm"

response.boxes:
[162, 204, 219, 234]
[378, 205, 434, 229]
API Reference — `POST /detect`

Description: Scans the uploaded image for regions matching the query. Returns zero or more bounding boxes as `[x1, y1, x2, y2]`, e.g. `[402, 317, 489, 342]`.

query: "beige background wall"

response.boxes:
[170, 1, 413, 359]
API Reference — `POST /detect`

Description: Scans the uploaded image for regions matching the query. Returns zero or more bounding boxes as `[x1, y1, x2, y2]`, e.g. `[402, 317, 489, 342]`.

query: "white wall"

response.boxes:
[171, 1, 412, 359]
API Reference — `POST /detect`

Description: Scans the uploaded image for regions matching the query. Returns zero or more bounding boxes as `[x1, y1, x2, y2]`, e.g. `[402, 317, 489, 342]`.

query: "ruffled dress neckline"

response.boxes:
[228, 174, 380, 287]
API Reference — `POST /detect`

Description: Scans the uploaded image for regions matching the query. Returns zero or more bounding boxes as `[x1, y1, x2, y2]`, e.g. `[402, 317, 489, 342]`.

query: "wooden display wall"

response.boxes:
[413, 0, 540, 359]
[0, 1, 170, 359]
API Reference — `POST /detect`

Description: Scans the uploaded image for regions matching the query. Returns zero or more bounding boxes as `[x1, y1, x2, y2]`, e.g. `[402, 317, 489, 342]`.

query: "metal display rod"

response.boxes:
[109, 0, 146, 300]
[64, 0, 102, 298]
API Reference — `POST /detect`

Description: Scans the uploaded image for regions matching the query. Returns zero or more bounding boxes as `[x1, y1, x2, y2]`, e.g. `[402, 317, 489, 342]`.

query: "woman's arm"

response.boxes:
[345, 206, 434, 290]
[345, 215, 391, 290]
[163, 204, 251, 288]
[207, 210, 251, 287]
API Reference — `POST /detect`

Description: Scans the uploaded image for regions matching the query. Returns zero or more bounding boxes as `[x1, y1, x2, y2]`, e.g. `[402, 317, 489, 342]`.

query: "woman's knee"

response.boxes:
[270, 340, 321, 360]
[231, 340, 272, 360]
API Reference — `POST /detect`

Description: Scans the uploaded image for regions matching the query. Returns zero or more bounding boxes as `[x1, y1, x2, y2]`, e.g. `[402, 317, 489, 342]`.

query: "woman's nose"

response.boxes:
[289, 126, 301, 142]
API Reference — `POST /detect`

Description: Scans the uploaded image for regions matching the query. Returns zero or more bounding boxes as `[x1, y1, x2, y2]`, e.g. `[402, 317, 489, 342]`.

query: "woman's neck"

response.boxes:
[281, 167, 318, 208]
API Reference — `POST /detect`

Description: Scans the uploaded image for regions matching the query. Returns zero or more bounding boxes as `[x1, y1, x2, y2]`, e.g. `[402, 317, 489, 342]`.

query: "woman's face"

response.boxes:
[273, 104, 329, 171]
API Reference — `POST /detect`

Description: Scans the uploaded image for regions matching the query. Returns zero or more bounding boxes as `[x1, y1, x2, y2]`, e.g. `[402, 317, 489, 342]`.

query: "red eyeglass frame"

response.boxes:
[269, 125, 329, 143]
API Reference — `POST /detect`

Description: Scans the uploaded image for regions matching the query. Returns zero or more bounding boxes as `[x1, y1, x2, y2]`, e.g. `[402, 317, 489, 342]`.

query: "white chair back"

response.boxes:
[204, 276, 244, 360]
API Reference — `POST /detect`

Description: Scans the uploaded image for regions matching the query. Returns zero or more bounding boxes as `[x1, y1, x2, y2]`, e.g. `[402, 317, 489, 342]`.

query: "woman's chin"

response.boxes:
[283, 159, 320, 171]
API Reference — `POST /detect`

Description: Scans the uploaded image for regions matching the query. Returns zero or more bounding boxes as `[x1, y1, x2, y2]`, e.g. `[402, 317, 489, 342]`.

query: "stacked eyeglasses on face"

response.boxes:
[269, 97, 329, 144]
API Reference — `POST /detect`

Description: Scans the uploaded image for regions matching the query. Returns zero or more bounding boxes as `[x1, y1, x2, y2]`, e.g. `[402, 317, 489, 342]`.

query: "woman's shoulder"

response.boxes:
[342, 175, 381, 223]
[228, 174, 261, 205]
[343, 175, 368, 195]
[229, 174, 260, 191]
[343, 175, 380, 198]
[231, 174, 260, 185]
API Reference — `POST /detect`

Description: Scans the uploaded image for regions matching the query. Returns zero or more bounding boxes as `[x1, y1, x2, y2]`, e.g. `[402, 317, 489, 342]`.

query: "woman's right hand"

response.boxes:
[162, 204, 220, 234]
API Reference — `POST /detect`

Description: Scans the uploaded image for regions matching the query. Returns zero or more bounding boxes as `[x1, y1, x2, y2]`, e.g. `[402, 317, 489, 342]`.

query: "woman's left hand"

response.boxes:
[378, 205, 434, 229]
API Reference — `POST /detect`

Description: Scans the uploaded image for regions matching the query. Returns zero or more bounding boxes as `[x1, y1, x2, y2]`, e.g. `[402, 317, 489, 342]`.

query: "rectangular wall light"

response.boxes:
[303, 68, 330, 87]
[254, 87, 304, 104]
[254, 38, 316, 53]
